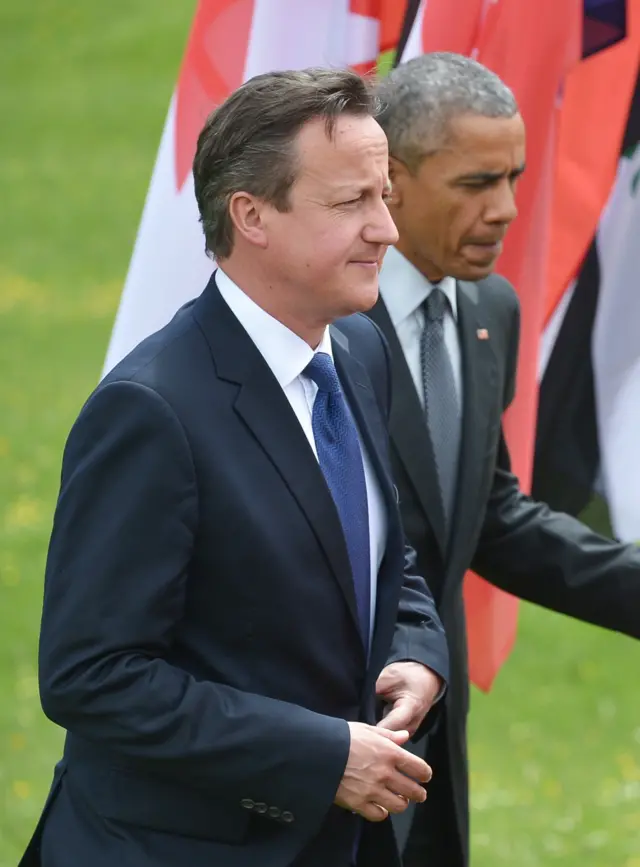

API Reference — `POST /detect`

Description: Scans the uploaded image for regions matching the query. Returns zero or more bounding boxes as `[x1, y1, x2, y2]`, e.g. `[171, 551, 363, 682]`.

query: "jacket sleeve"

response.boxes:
[471, 293, 640, 639]
[38, 379, 350, 832]
[386, 542, 450, 683]
[386, 542, 450, 744]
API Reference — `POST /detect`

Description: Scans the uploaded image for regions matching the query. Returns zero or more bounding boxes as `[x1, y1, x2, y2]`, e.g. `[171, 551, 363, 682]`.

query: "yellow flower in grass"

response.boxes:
[12, 780, 30, 800]
[9, 733, 26, 751]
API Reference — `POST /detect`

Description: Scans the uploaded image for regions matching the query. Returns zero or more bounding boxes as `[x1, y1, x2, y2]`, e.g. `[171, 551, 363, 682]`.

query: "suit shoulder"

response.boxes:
[332, 311, 387, 355]
[475, 273, 520, 339]
[101, 299, 204, 396]
[333, 312, 390, 415]
[478, 272, 519, 313]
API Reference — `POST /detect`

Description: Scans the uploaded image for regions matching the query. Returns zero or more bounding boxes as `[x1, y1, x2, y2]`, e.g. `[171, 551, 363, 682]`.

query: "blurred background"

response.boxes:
[1, 2, 639, 866]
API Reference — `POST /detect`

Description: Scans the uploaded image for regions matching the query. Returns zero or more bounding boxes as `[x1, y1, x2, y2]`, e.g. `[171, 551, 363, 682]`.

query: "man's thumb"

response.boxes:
[374, 727, 410, 745]
[377, 701, 414, 734]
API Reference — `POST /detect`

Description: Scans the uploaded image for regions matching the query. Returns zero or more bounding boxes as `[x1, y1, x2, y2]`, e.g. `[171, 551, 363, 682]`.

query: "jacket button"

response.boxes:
[240, 798, 255, 810]
[268, 806, 281, 819]
[281, 811, 295, 823]
[254, 802, 268, 814]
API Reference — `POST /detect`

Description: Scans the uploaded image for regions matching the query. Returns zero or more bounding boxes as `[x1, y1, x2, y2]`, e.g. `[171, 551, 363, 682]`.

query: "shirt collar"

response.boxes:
[378, 246, 458, 327]
[216, 268, 333, 389]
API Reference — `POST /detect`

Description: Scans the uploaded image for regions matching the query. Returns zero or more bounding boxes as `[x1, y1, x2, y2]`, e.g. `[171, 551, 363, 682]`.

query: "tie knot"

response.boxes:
[304, 352, 341, 394]
[424, 286, 449, 322]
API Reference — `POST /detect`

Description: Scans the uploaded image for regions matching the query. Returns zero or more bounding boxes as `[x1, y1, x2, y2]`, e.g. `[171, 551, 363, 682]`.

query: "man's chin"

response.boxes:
[339, 282, 380, 318]
[457, 258, 498, 282]
[358, 281, 381, 313]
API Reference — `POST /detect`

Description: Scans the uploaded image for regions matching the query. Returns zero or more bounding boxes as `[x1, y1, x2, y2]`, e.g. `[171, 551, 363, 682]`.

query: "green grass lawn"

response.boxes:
[1, 3, 638, 865]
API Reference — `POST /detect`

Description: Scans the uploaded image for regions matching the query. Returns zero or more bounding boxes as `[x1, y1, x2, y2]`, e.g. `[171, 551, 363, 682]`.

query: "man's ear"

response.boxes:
[388, 156, 406, 207]
[228, 192, 269, 249]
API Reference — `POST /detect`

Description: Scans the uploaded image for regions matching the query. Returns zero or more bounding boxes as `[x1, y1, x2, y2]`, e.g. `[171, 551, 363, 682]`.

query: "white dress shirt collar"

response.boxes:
[215, 268, 333, 387]
[378, 245, 458, 327]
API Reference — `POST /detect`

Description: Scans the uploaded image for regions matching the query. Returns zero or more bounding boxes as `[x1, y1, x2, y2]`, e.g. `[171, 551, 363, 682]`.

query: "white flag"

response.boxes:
[592, 144, 640, 541]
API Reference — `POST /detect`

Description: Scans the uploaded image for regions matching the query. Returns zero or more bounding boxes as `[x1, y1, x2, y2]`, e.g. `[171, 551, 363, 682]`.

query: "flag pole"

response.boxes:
[392, 0, 422, 67]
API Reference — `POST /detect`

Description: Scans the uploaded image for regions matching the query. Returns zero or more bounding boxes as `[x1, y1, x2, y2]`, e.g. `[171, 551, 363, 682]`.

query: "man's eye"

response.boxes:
[342, 196, 362, 206]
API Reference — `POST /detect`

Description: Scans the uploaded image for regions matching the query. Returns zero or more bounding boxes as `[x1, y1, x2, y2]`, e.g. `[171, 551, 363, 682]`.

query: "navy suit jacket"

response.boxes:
[22, 275, 449, 867]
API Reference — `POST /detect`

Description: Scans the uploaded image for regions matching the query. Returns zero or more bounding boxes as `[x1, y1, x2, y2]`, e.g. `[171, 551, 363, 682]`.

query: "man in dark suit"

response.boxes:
[21, 69, 450, 867]
[369, 53, 640, 867]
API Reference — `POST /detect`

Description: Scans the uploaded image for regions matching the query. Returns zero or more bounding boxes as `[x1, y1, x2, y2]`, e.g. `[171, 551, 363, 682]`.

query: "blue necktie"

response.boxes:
[304, 352, 371, 648]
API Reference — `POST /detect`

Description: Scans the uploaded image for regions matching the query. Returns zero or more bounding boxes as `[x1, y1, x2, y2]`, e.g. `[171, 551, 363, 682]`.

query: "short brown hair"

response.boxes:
[192, 68, 378, 260]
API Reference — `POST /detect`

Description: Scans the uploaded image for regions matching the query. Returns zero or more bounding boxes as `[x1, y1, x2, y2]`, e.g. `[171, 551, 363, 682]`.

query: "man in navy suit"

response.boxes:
[21, 68, 449, 867]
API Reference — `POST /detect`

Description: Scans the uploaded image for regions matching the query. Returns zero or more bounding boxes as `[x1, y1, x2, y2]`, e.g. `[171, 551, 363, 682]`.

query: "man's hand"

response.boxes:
[334, 723, 432, 822]
[375, 661, 443, 737]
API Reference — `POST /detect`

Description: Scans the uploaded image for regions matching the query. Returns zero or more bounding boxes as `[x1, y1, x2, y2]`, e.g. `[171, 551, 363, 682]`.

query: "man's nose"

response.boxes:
[485, 182, 518, 224]
[365, 198, 399, 246]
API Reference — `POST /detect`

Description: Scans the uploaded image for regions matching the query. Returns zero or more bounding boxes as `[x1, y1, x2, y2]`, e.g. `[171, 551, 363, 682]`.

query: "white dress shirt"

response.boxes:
[378, 246, 463, 410]
[216, 268, 387, 641]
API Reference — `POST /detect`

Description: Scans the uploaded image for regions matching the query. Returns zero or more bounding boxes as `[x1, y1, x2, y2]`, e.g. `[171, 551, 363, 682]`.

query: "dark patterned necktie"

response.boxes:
[420, 287, 461, 532]
[304, 352, 371, 647]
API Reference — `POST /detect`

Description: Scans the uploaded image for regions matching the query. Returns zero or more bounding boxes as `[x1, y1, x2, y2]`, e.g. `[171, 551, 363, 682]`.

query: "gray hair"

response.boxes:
[193, 67, 378, 260]
[376, 52, 518, 172]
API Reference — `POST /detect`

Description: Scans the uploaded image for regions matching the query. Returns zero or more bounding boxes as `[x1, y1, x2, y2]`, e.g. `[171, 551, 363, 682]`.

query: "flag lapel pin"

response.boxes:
[477, 328, 489, 340]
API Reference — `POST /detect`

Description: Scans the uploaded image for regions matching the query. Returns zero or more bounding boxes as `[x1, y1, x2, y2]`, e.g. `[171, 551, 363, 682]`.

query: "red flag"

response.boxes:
[401, 0, 583, 690]
[175, 0, 255, 191]
[464, 0, 582, 691]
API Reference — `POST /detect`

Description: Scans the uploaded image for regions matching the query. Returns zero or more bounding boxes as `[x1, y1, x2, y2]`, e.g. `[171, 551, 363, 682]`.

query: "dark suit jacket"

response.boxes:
[21, 275, 449, 867]
[367, 273, 640, 867]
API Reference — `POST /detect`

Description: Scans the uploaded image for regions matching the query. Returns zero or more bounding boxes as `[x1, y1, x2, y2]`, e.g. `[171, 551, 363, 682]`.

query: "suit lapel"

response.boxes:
[451, 281, 498, 566]
[331, 327, 402, 661]
[193, 277, 363, 646]
[367, 299, 448, 558]
[331, 327, 395, 507]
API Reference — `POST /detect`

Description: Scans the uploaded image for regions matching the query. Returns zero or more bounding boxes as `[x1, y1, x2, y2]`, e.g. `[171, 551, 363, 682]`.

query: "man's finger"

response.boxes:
[358, 802, 390, 822]
[374, 789, 414, 815]
[386, 770, 429, 803]
[394, 750, 432, 784]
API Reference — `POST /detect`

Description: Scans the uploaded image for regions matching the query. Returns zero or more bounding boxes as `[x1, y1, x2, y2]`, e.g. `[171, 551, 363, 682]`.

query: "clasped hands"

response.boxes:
[334, 661, 443, 821]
